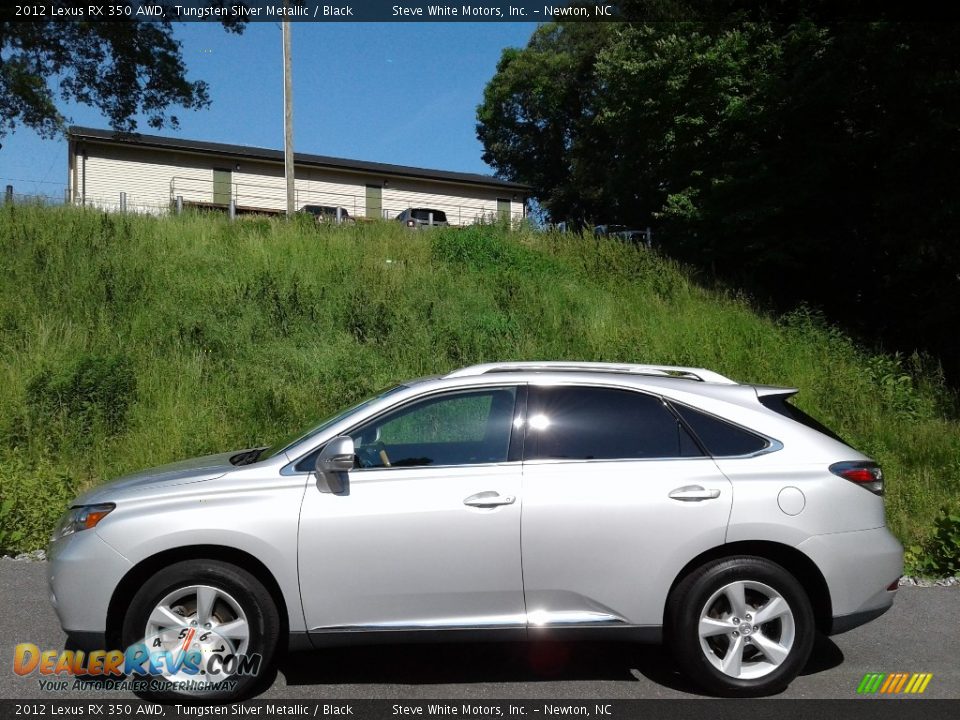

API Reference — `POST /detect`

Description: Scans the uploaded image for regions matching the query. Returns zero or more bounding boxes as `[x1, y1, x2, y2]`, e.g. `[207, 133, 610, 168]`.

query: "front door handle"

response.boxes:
[669, 485, 721, 501]
[464, 491, 516, 507]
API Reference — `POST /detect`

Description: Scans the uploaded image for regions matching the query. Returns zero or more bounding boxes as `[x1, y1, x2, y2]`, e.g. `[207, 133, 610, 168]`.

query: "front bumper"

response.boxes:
[48, 529, 132, 639]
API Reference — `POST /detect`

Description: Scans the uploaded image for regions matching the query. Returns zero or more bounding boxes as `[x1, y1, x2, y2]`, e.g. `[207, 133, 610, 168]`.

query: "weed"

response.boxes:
[0, 204, 958, 558]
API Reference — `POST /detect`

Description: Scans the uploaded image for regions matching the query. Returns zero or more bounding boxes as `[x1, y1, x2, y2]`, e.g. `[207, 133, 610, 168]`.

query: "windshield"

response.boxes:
[263, 385, 407, 460]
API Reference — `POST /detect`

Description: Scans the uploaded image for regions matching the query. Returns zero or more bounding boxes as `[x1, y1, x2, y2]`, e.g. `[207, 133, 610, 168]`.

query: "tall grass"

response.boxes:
[1, 204, 958, 562]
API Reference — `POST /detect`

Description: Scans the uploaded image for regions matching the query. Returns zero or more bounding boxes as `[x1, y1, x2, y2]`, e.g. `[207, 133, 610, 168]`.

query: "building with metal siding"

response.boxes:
[67, 127, 529, 224]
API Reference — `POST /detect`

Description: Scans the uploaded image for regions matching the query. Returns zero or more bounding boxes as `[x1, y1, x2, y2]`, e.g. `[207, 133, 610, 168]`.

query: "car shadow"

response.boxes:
[278, 641, 699, 695]
[800, 633, 845, 676]
[275, 634, 844, 696]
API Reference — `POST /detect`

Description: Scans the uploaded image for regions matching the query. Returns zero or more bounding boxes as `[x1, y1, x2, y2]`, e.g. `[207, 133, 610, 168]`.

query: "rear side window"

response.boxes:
[524, 386, 703, 461]
[671, 403, 769, 457]
[758, 395, 847, 444]
[412, 209, 447, 222]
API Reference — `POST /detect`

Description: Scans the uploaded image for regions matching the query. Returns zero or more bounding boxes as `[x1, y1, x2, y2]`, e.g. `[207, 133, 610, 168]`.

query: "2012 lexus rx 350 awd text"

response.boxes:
[47, 362, 903, 700]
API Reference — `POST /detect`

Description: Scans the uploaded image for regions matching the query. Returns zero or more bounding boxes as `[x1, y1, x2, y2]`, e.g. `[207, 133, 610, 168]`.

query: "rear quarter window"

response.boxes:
[671, 403, 770, 457]
[758, 395, 847, 444]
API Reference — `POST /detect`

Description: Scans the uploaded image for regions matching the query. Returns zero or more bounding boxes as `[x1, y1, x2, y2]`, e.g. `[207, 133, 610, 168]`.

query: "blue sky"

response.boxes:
[0, 22, 536, 199]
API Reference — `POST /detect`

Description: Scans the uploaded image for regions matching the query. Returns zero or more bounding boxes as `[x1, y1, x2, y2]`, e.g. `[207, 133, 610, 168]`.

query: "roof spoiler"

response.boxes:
[753, 385, 799, 399]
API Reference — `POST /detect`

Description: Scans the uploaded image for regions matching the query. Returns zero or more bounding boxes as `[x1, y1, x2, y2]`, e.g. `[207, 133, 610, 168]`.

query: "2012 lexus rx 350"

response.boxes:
[48, 362, 903, 699]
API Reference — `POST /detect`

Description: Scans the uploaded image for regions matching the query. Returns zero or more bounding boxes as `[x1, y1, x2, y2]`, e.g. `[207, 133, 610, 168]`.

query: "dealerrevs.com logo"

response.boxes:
[13, 630, 262, 693]
[857, 672, 934, 695]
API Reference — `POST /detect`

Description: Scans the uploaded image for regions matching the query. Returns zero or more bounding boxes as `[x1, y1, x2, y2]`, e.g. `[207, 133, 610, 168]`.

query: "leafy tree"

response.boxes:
[477, 12, 960, 381]
[0, 4, 243, 139]
[476, 22, 616, 224]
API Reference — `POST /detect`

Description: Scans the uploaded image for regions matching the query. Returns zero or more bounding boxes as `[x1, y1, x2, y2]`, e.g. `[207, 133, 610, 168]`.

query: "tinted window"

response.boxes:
[758, 395, 847, 444]
[524, 386, 702, 461]
[672, 403, 769, 456]
[412, 209, 447, 222]
[349, 388, 518, 469]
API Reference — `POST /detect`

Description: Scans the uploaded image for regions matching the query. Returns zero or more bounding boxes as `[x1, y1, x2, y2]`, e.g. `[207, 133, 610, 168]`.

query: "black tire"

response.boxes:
[121, 559, 280, 701]
[666, 556, 815, 697]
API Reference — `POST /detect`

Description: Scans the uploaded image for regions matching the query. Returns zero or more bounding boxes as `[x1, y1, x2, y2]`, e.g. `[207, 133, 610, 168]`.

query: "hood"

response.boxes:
[74, 451, 242, 505]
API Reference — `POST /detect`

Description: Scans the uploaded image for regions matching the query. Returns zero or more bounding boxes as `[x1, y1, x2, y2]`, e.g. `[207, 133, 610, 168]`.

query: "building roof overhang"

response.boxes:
[68, 126, 530, 194]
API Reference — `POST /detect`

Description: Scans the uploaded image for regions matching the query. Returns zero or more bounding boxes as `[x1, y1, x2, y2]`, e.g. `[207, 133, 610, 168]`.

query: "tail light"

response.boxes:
[830, 461, 884, 495]
[407, 219, 416, 227]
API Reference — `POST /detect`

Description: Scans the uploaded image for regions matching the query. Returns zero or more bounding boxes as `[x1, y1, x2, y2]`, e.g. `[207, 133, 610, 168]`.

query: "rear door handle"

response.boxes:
[669, 485, 721, 501]
[464, 491, 516, 507]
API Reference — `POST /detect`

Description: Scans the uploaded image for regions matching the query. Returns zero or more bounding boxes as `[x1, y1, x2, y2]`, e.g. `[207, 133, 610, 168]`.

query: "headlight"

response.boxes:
[52, 503, 115, 541]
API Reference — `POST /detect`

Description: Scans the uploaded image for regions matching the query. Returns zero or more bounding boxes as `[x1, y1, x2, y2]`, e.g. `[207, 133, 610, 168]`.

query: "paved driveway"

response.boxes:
[2, 559, 957, 700]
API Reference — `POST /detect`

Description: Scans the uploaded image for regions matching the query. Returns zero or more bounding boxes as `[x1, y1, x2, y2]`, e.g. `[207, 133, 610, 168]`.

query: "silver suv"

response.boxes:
[48, 362, 902, 699]
[396, 208, 449, 228]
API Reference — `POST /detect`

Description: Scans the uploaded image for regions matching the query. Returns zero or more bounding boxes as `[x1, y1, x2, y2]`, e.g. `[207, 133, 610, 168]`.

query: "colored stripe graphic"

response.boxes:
[858, 673, 885, 693]
[857, 672, 932, 694]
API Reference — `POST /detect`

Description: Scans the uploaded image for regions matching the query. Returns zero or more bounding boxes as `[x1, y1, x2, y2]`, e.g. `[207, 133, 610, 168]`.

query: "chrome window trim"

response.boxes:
[282, 382, 526, 476]
[521, 456, 726, 467]
[281, 459, 523, 477]
[520, 381, 784, 462]
[666, 398, 784, 459]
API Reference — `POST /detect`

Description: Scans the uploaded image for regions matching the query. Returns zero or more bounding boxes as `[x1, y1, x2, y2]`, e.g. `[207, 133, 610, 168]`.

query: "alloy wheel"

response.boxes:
[696, 580, 796, 680]
[142, 584, 250, 684]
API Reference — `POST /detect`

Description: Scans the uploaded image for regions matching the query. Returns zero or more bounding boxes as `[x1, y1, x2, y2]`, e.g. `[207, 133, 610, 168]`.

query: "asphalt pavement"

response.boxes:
[2, 558, 957, 701]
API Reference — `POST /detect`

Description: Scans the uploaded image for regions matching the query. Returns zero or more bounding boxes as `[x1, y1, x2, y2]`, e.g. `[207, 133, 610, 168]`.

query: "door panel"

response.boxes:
[521, 459, 731, 627]
[213, 168, 232, 206]
[519, 384, 732, 627]
[497, 198, 511, 223]
[299, 465, 523, 631]
[298, 385, 525, 633]
[365, 184, 382, 219]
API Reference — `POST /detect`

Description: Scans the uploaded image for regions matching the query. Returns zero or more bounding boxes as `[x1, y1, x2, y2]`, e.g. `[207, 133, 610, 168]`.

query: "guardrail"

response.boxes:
[4, 179, 526, 227]
[168, 176, 525, 226]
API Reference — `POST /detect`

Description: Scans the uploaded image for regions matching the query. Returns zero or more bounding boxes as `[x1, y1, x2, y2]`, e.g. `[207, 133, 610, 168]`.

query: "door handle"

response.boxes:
[669, 485, 721, 501]
[464, 491, 516, 507]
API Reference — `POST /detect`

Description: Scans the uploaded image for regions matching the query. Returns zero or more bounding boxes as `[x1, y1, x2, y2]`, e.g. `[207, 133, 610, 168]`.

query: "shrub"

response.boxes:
[0, 452, 77, 554]
[906, 506, 960, 577]
[24, 353, 137, 448]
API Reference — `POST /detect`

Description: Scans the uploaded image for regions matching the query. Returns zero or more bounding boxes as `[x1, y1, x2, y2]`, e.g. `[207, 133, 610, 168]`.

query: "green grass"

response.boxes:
[1, 204, 958, 565]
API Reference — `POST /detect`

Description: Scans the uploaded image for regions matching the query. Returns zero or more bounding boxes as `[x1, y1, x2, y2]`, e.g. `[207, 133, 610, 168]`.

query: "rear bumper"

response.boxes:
[798, 525, 902, 625]
[829, 601, 893, 635]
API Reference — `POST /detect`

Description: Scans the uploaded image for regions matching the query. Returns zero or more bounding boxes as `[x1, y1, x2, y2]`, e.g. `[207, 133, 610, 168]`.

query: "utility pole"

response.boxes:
[282, 10, 295, 218]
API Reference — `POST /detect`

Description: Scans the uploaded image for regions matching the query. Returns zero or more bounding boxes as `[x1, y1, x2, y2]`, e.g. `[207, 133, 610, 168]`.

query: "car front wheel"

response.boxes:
[121, 559, 280, 701]
[667, 556, 815, 697]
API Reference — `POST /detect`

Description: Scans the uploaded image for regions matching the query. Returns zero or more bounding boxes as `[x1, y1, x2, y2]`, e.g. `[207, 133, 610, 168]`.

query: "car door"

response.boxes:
[519, 384, 733, 630]
[298, 385, 526, 637]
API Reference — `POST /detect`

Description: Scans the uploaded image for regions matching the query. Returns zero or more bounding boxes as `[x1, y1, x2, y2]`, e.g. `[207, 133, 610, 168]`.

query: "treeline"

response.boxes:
[477, 2, 960, 382]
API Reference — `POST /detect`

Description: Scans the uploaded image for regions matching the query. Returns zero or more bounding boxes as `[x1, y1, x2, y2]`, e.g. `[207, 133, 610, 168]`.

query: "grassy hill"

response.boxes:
[1, 204, 957, 570]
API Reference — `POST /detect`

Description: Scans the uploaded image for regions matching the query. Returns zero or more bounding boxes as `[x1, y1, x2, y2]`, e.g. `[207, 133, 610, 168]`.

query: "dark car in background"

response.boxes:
[396, 208, 449, 228]
[594, 224, 650, 245]
[300, 205, 354, 224]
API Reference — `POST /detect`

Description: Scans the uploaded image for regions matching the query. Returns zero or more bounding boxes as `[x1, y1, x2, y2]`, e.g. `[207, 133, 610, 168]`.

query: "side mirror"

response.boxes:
[314, 436, 355, 494]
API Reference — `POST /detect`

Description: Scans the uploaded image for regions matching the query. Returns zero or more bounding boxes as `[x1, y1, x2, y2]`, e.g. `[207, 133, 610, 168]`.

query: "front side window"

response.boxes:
[349, 387, 518, 469]
[524, 386, 702, 461]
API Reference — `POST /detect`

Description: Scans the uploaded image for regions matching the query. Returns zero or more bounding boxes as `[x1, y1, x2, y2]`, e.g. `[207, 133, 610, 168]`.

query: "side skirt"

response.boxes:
[306, 625, 662, 648]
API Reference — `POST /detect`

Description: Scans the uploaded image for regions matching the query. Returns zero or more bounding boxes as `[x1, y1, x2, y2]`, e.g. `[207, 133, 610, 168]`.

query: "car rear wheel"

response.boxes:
[121, 559, 279, 701]
[667, 556, 815, 697]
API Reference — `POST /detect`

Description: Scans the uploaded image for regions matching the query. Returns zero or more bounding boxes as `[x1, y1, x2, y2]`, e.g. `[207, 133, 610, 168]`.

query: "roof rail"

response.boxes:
[443, 361, 738, 384]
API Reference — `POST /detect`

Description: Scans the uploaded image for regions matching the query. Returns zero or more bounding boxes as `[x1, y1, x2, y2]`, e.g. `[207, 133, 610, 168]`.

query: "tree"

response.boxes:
[476, 22, 616, 224]
[0, 4, 243, 139]
[477, 11, 960, 381]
